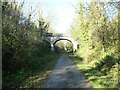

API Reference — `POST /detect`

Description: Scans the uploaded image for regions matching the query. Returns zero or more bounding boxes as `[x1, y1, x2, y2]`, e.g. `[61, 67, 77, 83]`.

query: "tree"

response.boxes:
[70, 0, 119, 87]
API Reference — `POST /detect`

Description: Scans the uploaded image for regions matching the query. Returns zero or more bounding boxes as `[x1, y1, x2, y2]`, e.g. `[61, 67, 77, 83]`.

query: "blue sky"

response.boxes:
[41, 0, 78, 33]
[19, 0, 118, 33]
[20, 0, 78, 34]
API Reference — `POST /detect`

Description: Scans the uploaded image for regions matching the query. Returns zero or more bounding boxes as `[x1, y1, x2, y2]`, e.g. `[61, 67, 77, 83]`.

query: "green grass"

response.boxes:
[3, 52, 61, 88]
[69, 54, 119, 88]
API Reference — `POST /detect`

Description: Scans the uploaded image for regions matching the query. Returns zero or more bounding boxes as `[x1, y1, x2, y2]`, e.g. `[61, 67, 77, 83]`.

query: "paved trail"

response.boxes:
[43, 53, 93, 88]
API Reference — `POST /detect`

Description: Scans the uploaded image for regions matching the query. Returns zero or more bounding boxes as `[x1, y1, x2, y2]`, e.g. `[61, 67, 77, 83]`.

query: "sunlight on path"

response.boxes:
[43, 53, 93, 88]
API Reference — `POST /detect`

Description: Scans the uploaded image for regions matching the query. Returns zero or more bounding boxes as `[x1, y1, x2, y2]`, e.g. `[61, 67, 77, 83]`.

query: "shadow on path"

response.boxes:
[43, 53, 93, 88]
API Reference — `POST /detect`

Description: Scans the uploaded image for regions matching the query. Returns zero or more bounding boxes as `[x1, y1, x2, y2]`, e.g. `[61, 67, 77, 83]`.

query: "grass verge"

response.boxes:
[3, 52, 61, 88]
[69, 54, 119, 89]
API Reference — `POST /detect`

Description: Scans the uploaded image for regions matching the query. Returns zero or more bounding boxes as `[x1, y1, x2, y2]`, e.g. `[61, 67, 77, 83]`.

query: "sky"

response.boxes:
[21, 0, 78, 34]
[41, 0, 78, 33]
[18, 0, 118, 34]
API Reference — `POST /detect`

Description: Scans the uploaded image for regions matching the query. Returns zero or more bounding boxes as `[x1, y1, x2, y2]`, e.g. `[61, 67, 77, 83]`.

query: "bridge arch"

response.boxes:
[53, 38, 74, 52]
[42, 33, 78, 52]
[53, 37, 77, 52]
[53, 38, 73, 45]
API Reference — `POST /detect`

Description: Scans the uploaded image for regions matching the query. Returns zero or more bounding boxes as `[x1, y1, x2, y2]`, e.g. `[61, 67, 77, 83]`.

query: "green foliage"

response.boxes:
[2, 2, 60, 88]
[70, 55, 119, 88]
[2, 1, 51, 73]
[70, 1, 119, 88]
[3, 51, 60, 88]
[95, 55, 117, 75]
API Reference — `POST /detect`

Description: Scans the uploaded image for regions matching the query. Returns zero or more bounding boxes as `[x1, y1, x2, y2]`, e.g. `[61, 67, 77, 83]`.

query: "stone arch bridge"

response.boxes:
[42, 33, 78, 52]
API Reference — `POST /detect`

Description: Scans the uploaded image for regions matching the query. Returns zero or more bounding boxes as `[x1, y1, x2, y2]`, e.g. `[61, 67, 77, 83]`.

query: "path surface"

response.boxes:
[43, 53, 93, 88]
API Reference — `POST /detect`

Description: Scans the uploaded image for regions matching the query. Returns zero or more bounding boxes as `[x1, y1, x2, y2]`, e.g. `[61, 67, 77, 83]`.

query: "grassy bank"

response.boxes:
[3, 51, 60, 88]
[69, 54, 119, 88]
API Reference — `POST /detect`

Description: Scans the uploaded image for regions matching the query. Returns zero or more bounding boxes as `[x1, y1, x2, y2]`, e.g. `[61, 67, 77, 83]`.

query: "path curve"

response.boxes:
[43, 53, 93, 88]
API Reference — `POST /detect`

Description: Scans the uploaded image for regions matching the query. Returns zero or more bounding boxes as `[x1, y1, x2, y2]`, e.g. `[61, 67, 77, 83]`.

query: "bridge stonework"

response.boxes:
[42, 33, 78, 52]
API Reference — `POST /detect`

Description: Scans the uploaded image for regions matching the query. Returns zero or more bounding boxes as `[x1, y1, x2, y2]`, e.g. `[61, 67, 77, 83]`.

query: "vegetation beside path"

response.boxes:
[2, 1, 120, 89]
[3, 51, 60, 88]
[2, 2, 60, 88]
[69, 1, 119, 89]
[70, 53, 119, 88]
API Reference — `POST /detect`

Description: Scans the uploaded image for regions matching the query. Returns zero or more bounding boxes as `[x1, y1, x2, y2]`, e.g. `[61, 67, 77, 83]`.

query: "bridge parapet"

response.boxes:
[44, 33, 69, 37]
